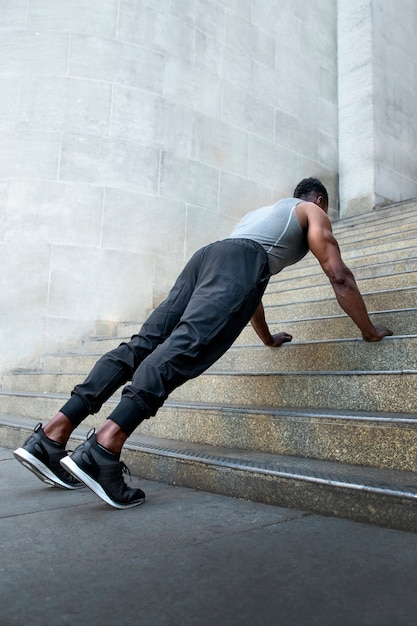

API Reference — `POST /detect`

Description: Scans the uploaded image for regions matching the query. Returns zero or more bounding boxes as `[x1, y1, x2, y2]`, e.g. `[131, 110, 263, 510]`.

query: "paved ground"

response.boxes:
[2, 445, 417, 626]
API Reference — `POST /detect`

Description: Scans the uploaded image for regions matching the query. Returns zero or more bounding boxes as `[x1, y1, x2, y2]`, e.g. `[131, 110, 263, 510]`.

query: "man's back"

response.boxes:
[227, 198, 309, 274]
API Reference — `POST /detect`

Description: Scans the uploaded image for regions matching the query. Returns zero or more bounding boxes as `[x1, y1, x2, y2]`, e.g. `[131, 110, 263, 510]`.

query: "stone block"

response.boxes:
[250, 62, 292, 113]
[222, 84, 275, 140]
[248, 136, 297, 189]
[318, 131, 338, 166]
[192, 114, 248, 176]
[375, 166, 417, 207]
[0, 241, 49, 315]
[101, 189, 186, 257]
[219, 46, 252, 89]
[225, 11, 275, 68]
[48, 245, 153, 321]
[110, 87, 157, 147]
[0, 0, 27, 29]
[27, 0, 119, 36]
[69, 34, 164, 94]
[5, 180, 103, 247]
[0, 315, 46, 373]
[159, 152, 220, 209]
[153, 255, 187, 308]
[0, 131, 60, 179]
[110, 86, 194, 158]
[185, 205, 237, 256]
[44, 318, 99, 357]
[195, 31, 224, 75]
[0, 31, 69, 75]
[0, 182, 8, 241]
[219, 172, 272, 220]
[320, 66, 337, 103]
[0, 77, 19, 129]
[17, 76, 112, 135]
[275, 109, 318, 161]
[60, 133, 160, 194]
[224, 0, 252, 20]
[117, 0, 170, 30]
[317, 99, 338, 134]
[298, 23, 337, 75]
[118, 4, 194, 61]
[251, 0, 298, 36]
[171, 0, 226, 41]
[164, 56, 222, 118]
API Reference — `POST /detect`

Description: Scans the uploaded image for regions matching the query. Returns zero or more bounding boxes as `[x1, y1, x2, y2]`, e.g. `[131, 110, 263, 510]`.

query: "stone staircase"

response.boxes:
[1, 200, 417, 531]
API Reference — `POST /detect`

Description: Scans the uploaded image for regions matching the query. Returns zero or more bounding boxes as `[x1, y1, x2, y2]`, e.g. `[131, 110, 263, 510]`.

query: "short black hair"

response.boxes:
[293, 177, 328, 203]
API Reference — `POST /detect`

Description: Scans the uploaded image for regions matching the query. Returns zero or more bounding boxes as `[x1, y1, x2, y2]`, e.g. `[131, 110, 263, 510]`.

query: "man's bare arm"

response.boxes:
[250, 302, 292, 347]
[303, 204, 393, 342]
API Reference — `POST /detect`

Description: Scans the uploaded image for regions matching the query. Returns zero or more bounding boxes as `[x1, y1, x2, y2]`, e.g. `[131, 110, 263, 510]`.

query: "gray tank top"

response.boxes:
[227, 198, 309, 275]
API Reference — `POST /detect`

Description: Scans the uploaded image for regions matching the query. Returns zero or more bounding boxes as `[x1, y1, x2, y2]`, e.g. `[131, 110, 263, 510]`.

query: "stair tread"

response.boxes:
[130, 435, 417, 499]
[2, 200, 417, 529]
[6, 368, 417, 372]
[2, 414, 417, 500]
[2, 400, 416, 421]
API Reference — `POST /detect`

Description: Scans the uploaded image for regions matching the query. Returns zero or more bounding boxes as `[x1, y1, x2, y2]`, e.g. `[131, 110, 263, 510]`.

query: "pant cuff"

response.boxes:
[107, 397, 145, 437]
[60, 394, 90, 427]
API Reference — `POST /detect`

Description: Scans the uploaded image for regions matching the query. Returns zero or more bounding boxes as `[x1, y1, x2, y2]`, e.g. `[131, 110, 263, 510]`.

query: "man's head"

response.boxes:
[293, 177, 328, 212]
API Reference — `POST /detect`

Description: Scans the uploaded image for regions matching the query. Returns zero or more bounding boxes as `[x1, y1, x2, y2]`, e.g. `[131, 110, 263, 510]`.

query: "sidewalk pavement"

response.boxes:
[2, 445, 417, 626]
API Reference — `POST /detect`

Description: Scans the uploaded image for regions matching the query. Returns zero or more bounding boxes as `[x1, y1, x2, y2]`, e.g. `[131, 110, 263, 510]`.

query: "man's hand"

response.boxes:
[250, 303, 293, 347]
[362, 325, 393, 342]
[265, 332, 293, 347]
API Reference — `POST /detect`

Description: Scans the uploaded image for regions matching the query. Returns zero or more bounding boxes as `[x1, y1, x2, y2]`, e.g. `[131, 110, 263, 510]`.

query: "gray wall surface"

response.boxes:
[1, 0, 416, 373]
[338, 0, 417, 216]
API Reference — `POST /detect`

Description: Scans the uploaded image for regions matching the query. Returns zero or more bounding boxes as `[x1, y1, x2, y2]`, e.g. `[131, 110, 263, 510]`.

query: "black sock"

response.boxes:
[42, 431, 65, 449]
[96, 440, 119, 460]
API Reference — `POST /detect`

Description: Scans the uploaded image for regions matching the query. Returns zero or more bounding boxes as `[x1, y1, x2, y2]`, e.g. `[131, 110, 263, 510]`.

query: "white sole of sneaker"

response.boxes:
[13, 447, 84, 490]
[61, 456, 145, 509]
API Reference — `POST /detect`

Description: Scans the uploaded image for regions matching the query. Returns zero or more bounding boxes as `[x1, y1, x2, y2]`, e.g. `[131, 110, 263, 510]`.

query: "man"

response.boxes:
[14, 178, 393, 509]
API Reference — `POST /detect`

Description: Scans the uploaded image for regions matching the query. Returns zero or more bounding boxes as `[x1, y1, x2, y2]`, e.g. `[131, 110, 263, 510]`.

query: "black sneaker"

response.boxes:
[13, 423, 84, 490]
[60, 433, 145, 509]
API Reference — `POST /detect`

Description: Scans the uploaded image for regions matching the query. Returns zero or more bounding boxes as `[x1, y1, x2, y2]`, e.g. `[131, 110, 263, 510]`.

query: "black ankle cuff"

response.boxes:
[42, 430, 65, 449]
[92, 436, 120, 461]
[60, 394, 90, 427]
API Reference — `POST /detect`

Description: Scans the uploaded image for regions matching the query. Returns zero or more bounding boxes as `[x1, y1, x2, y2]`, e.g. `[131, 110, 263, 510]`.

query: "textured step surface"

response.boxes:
[2, 416, 417, 533]
[3, 368, 416, 414]
[1, 199, 417, 531]
[42, 335, 417, 374]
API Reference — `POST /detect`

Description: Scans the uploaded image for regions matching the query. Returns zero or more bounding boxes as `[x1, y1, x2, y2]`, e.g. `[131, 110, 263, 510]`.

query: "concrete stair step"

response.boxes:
[213, 335, 416, 372]
[43, 335, 417, 374]
[278, 241, 417, 282]
[263, 286, 416, 320]
[334, 222, 417, 248]
[264, 270, 417, 306]
[85, 308, 416, 350]
[332, 203, 417, 236]
[2, 414, 417, 533]
[82, 287, 417, 346]
[235, 308, 417, 343]
[3, 368, 415, 413]
[1, 396, 416, 471]
[170, 370, 415, 413]
[272, 257, 417, 289]
[2, 199, 416, 530]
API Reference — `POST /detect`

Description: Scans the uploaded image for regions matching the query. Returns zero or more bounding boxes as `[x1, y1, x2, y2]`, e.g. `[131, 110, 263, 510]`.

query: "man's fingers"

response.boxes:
[363, 326, 394, 342]
[270, 332, 293, 347]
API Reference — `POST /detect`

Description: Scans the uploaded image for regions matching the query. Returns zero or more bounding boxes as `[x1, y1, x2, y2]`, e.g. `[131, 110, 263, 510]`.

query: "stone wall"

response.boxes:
[338, 0, 417, 216]
[1, 0, 338, 373]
